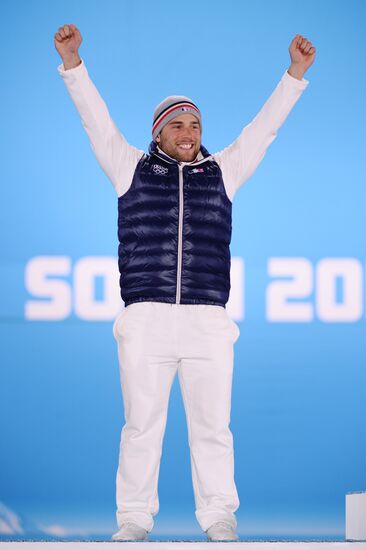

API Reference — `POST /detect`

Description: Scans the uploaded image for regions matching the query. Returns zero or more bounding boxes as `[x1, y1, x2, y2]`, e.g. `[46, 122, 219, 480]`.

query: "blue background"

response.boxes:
[0, 0, 365, 541]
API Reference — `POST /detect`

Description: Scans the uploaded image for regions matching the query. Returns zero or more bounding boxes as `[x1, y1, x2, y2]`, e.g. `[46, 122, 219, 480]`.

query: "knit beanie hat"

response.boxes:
[152, 95, 201, 141]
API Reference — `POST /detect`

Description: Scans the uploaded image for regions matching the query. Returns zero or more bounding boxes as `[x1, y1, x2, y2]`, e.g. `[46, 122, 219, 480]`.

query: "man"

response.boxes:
[54, 24, 315, 542]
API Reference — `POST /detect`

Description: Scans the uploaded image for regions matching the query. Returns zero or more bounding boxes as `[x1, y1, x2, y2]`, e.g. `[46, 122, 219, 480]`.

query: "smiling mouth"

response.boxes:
[178, 143, 194, 150]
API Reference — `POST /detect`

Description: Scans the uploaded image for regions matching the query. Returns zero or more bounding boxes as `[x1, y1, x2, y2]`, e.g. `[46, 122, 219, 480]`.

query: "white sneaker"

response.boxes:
[111, 522, 148, 541]
[206, 521, 239, 541]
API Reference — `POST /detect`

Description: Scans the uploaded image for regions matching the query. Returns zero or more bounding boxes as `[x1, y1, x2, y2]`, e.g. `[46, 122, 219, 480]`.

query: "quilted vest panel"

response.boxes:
[117, 142, 232, 307]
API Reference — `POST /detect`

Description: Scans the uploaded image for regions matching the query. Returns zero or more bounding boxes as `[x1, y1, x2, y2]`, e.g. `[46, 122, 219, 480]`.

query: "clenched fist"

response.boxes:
[54, 24, 82, 70]
[288, 34, 316, 80]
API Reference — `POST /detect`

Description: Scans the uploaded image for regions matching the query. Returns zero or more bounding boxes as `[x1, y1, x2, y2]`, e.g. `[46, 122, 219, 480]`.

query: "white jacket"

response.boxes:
[58, 59, 309, 202]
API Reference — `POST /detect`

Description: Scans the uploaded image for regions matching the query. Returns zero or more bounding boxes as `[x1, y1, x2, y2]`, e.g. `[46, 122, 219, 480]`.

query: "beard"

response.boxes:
[158, 140, 201, 162]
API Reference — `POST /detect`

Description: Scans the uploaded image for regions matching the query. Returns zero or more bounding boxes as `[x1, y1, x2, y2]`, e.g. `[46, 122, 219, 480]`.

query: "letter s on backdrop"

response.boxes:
[24, 256, 72, 321]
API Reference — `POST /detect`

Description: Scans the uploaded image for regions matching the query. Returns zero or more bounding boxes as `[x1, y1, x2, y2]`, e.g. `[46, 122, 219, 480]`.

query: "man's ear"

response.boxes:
[156, 133, 161, 143]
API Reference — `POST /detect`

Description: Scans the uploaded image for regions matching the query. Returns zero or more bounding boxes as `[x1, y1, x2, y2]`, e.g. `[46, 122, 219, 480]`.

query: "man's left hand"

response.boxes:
[288, 34, 316, 80]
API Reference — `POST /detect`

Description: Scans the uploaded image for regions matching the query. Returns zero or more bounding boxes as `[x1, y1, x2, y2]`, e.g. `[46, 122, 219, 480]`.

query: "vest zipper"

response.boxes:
[151, 150, 214, 305]
[174, 155, 215, 304]
[176, 164, 184, 304]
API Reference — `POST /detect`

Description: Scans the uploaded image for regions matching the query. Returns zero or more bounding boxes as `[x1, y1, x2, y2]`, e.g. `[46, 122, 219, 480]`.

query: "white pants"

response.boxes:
[112, 301, 240, 532]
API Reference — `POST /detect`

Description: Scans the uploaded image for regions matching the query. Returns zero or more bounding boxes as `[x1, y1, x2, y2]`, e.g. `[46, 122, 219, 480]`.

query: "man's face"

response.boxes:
[156, 114, 201, 162]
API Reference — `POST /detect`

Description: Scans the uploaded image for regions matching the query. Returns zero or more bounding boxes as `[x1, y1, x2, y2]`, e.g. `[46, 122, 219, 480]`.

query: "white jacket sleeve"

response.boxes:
[57, 59, 145, 197]
[213, 70, 309, 202]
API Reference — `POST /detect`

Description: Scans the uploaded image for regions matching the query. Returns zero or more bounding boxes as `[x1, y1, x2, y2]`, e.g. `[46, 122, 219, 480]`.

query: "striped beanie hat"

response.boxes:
[152, 95, 201, 141]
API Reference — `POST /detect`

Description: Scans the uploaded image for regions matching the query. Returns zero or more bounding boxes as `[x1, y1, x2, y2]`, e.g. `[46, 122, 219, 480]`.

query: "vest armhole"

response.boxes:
[212, 154, 235, 203]
[116, 152, 147, 199]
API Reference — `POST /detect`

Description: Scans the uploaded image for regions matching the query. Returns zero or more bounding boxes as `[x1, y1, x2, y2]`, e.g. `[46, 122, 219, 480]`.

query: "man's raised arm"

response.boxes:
[54, 24, 144, 197]
[214, 34, 316, 202]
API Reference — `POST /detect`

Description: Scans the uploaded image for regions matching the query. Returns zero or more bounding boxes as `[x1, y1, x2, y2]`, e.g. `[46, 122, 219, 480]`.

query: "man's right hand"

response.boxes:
[54, 24, 82, 70]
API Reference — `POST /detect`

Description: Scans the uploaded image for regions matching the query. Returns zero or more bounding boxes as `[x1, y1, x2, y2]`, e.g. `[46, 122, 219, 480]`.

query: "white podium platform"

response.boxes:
[0, 543, 366, 549]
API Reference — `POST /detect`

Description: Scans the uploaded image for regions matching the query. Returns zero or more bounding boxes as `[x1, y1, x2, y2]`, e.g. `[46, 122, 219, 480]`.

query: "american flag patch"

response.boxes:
[189, 168, 204, 174]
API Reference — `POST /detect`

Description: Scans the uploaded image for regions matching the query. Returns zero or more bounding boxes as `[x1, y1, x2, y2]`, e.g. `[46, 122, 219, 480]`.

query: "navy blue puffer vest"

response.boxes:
[117, 141, 232, 308]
